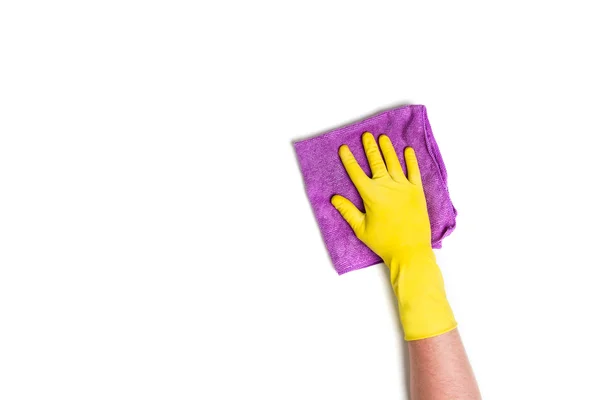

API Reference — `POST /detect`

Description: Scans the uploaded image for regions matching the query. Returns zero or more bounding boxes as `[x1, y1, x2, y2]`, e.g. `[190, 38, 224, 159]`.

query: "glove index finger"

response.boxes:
[339, 144, 368, 190]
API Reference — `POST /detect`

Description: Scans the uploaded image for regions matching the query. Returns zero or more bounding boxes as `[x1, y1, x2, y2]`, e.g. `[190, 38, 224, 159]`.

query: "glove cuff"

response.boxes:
[388, 248, 457, 341]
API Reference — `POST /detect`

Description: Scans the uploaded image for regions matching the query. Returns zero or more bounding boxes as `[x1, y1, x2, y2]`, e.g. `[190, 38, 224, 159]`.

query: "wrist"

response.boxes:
[384, 244, 436, 272]
[386, 246, 457, 341]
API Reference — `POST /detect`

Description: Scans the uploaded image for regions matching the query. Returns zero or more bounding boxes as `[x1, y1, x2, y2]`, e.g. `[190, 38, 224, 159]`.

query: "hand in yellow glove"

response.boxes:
[331, 132, 456, 341]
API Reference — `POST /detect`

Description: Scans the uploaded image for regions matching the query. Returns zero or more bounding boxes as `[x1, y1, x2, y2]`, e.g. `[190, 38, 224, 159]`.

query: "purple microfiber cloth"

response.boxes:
[294, 105, 457, 275]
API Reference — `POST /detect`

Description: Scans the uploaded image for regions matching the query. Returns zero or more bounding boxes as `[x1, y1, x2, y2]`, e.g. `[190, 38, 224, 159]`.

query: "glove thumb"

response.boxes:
[331, 195, 365, 235]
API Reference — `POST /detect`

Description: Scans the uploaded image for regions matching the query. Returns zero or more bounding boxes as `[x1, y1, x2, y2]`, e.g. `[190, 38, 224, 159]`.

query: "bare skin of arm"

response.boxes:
[408, 328, 481, 400]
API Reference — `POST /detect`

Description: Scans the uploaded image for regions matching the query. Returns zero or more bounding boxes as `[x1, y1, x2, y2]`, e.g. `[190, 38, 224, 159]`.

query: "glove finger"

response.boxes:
[405, 147, 423, 186]
[378, 135, 407, 182]
[362, 132, 388, 179]
[331, 195, 365, 234]
[339, 145, 368, 191]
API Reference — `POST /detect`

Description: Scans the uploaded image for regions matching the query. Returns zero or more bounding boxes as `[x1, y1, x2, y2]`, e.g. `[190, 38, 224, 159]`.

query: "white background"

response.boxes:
[1, 1, 599, 399]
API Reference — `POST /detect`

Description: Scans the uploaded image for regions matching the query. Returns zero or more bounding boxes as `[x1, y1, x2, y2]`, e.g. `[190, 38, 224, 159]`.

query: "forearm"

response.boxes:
[408, 329, 481, 400]
[393, 254, 480, 399]
[388, 248, 456, 341]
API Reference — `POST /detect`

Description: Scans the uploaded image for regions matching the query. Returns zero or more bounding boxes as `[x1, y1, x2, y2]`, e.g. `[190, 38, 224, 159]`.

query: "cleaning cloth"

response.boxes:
[294, 105, 457, 275]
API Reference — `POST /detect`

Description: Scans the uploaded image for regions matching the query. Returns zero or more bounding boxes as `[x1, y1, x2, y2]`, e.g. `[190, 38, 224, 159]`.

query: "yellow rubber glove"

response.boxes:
[331, 132, 456, 341]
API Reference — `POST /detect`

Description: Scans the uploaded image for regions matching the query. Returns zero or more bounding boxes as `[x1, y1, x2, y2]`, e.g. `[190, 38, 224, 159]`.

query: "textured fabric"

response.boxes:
[294, 105, 457, 275]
